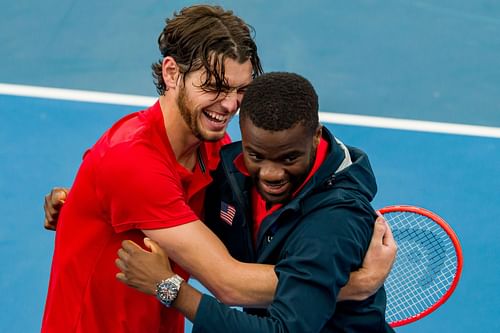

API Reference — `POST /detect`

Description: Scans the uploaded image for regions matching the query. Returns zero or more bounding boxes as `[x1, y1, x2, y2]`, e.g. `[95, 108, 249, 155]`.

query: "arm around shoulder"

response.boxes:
[338, 216, 397, 301]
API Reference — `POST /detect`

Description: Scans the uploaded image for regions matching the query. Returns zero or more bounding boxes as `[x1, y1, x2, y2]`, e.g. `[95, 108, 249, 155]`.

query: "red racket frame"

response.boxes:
[378, 205, 463, 327]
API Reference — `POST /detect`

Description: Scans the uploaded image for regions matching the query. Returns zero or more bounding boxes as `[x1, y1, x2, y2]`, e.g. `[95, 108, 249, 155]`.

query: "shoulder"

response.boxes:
[277, 202, 374, 277]
[90, 123, 179, 198]
[89, 101, 168, 156]
[294, 194, 375, 247]
[88, 107, 176, 174]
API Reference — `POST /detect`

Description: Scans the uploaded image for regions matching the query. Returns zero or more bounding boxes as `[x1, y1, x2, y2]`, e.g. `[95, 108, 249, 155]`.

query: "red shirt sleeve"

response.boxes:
[94, 140, 199, 233]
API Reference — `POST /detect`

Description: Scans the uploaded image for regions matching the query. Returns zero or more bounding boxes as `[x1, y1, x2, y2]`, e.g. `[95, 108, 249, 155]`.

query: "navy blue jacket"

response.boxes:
[195, 128, 394, 332]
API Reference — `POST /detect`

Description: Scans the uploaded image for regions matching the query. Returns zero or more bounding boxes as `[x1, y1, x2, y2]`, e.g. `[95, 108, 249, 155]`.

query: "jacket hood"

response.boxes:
[293, 127, 377, 206]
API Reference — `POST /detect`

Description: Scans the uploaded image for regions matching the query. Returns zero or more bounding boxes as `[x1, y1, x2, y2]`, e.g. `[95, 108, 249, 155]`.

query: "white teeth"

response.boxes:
[205, 111, 227, 122]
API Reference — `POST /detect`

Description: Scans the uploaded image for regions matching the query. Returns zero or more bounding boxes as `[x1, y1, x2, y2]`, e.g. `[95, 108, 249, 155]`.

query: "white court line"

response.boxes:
[319, 113, 500, 139]
[0, 83, 156, 107]
[2, 83, 500, 139]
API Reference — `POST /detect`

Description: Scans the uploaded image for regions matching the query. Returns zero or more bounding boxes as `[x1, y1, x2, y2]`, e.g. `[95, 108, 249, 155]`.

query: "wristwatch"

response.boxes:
[155, 274, 184, 307]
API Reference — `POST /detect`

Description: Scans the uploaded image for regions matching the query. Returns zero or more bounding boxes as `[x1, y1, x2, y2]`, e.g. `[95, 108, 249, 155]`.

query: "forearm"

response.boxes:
[143, 222, 277, 307]
[337, 269, 376, 301]
[216, 261, 277, 307]
[186, 252, 276, 306]
[173, 281, 202, 322]
[193, 243, 341, 332]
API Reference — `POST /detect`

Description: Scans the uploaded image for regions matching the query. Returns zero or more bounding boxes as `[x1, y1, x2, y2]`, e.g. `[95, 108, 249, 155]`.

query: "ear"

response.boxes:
[162, 56, 181, 90]
[313, 125, 322, 148]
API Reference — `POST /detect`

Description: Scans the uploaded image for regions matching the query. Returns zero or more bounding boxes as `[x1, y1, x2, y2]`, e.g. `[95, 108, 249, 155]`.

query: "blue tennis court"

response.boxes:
[1, 1, 499, 332]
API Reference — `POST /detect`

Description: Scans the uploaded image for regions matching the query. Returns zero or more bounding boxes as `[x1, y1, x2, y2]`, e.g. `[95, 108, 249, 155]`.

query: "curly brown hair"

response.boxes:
[152, 5, 263, 95]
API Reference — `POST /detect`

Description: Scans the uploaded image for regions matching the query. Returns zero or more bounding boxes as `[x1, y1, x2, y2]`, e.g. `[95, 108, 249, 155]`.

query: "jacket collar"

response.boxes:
[220, 127, 350, 205]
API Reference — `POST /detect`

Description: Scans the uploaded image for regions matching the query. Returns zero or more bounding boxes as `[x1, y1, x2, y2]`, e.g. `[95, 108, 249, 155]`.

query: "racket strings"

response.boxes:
[383, 211, 458, 324]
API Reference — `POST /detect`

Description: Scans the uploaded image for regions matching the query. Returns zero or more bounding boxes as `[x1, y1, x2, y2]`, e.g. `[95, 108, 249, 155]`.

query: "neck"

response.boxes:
[159, 95, 201, 170]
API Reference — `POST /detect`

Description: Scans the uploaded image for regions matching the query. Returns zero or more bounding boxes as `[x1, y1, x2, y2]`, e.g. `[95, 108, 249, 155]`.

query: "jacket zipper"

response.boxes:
[221, 157, 256, 262]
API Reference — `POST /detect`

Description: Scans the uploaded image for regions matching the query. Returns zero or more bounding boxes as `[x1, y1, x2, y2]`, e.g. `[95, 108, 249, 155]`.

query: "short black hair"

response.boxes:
[239, 72, 319, 134]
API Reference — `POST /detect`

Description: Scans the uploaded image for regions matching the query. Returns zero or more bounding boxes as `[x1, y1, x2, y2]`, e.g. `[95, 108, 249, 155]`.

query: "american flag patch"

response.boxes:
[220, 201, 236, 226]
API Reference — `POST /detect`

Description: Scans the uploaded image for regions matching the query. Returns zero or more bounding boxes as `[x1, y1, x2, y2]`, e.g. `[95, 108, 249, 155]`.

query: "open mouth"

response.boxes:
[203, 110, 229, 124]
[260, 181, 289, 196]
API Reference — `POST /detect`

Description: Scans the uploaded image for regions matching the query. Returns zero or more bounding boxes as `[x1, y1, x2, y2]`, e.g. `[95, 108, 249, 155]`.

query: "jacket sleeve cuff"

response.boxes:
[193, 294, 272, 333]
[192, 294, 222, 332]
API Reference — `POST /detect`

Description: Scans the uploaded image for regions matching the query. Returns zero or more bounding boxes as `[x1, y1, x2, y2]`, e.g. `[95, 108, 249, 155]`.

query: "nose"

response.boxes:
[220, 90, 241, 114]
[259, 162, 285, 183]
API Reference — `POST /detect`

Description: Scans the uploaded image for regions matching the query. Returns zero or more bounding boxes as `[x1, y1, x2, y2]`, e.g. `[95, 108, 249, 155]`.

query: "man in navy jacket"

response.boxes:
[117, 72, 395, 332]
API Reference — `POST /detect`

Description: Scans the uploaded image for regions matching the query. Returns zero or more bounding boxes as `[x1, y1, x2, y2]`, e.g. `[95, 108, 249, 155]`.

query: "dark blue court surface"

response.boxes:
[1, 1, 499, 332]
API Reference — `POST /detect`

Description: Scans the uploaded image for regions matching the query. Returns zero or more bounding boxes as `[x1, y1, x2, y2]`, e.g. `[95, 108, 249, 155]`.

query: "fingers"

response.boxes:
[43, 187, 69, 231]
[118, 241, 142, 272]
[117, 247, 130, 261]
[52, 187, 69, 204]
[115, 257, 127, 272]
[372, 216, 397, 248]
[46, 188, 68, 211]
[374, 214, 397, 250]
[115, 272, 127, 284]
[44, 193, 57, 230]
[143, 237, 153, 250]
[121, 239, 145, 253]
[144, 238, 162, 254]
[44, 218, 57, 231]
[115, 239, 166, 295]
[115, 271, 140, 291]
[115, 242, 135, 287]
[115, 247, 135, 285]
[382, 219, 397, 248]
[374, 215, 398, 270]
[370, 216, 387, 245]
[143, 238, 170, 271]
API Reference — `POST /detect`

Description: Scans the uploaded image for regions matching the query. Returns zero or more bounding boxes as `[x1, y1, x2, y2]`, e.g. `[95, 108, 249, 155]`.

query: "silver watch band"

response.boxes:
[155, 274, 184, 307]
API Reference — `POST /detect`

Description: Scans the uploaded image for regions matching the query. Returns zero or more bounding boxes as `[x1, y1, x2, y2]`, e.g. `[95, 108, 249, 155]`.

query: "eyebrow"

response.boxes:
[206, 82, 250, 91]
[246, 146, 303, 159]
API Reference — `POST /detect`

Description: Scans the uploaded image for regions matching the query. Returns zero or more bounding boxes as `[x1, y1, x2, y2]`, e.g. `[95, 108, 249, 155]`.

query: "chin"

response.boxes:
[201, 134, 225, 142]
[262, 193, 290, 205]
[200, 130, 227, 142]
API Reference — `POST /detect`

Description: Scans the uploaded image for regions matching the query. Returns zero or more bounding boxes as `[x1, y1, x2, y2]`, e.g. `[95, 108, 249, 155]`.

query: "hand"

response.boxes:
[44, 187, 69, 230]
[115, 238, 173, 295]
[338, 215, 398, 301]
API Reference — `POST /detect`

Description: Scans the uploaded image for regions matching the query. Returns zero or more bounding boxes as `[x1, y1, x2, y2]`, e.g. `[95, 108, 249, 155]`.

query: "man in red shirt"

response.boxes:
[42, 4, 396, 333]
[42, 5, 272, 333]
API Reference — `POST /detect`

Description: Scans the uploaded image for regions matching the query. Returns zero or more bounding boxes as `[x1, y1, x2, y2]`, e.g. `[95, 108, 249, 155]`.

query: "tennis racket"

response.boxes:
[378, 205, 463, 327]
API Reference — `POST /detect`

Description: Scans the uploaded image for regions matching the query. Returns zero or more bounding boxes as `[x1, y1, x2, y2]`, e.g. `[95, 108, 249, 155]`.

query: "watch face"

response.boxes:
[165, 281, 179, 298]
[156, 275, 183, 307]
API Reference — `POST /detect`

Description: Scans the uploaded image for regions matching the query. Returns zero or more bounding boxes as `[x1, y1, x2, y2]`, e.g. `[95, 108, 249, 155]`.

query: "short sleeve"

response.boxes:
[95, 140, 199, 233]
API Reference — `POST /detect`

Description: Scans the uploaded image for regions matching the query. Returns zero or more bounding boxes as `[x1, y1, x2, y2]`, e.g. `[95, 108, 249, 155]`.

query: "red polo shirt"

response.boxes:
[42, 101, 229, 333]
[234, 137, 329, 242]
